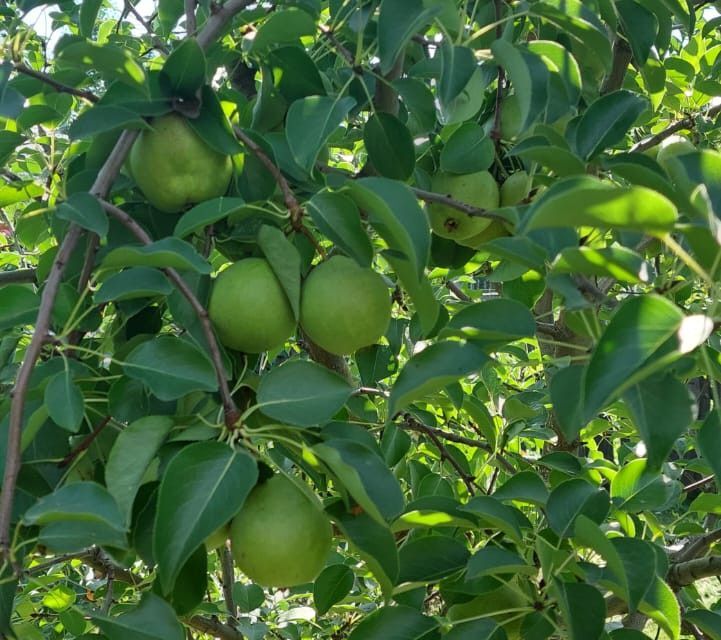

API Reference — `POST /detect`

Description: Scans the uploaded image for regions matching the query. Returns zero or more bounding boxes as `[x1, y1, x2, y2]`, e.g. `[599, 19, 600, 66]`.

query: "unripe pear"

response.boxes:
[230, 475, 332, 587]
[656, 135, 696, 170]
[500, 94, 523, 139]
[500, 171, 532, 206]
[428, 171, 500, 240]
[208, 258, 296, 353]
[129, 113, 233, 213]
[300, 256, 391, 355]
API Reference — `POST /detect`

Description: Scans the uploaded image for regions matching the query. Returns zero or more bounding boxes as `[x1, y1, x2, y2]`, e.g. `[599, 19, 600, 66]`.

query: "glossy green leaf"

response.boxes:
[286, 96, 356, 172]
[55, 192, 108, 237]
[398, 535, 469, 583]
[154, 442, 257, 593]
[348, 605, 440, 640]
[510, 136, 586, 176]
[638, 577, 680, 640]
[466, 546, 532, 579]
[493, 471, 549, 506]
[0, 284, 39, 330]
[38, 520, 127, 553]
[102, 237, 211, 274]
[624, 375, 694, 472]
[610, 537, 657, 613]
[685, 609, 721, 640]
[123, 336, 218, 401]
[546, 479, 609, 537]
[610, 459, 678, 513]
[57, 41, 146, 87]
[443, 619, 505, 640]
[257, 224, 301, 320]
[462, 496, 524, 544]
[314, 439, 404, 523]
[160, 38, 206, 99]
[257, 359, 353, 427]
[378, 0, 437, 74]
[388, 341, 488, 416]
[186, 86, 242, 155]
[307, 192, 374, 268]
[617, 0, 658, 65]
[554, 580, 606, 640]
[440, 123, 494, 174]
[698, 411, 721, 487]
[551, 246, 650, 284]
[44, 370, 84, 432]
[69, 105, 148, 139]
[440, 299, 535, 343]
[94, 267, 173, 303]
[93, 593, 184, 640]
[174, 197, 246, 238]
[250, 8, 316, 54]
[314, 564, 354, 615]
[233, 583, 264, 613]
[105, 416, 173, 525]
[79, 0, 102, 36]
[364, 112, 415, 181]
[438, 43, 477, 108]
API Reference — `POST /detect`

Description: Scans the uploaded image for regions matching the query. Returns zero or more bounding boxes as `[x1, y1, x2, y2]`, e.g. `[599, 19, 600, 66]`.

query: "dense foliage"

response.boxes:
[2, 0, 721, 638]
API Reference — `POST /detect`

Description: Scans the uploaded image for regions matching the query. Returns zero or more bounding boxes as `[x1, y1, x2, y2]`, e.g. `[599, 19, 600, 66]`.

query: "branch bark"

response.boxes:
[632, 103, 721, 153]
[0, 269, 36, 286]
[411, 187, 507, 222]
[196, 0, 256, 51]
[12, 63, 99, 103]
[219, 546, 237, 620]
[99, 199, 240, 429]
[186, 615, 244, 640]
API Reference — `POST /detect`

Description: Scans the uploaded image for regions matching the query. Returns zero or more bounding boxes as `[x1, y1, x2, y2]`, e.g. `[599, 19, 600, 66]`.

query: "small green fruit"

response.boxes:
[500, 171, 532, 206]
[205, 523, 230, 551]
[500, 94, 523, 140]
[208, 258, 296, 353]
[456, 219, 509, 249]
[230, 475, 332, 588]
[300, 255, 391, 355]
[428, 171, 500, 240]
[129, 113, 233, 213]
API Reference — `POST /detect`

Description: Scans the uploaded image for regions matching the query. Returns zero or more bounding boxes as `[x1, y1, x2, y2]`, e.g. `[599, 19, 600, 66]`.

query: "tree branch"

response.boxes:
[411, 187, 507, 222]
[186, 615, 244, 640]
[668, 555, 721, 589]
[0, 269, 36, 286]
[58, 415, 112, 468]
[196, 0, 256, 51]
[185, 0, 197, 36]
[600, 38, 632, 95]
[99, 199, 240, 429]
[631, 103, 721, 153]
[12, 63, 99, 103]
[219, 546, 237, 620]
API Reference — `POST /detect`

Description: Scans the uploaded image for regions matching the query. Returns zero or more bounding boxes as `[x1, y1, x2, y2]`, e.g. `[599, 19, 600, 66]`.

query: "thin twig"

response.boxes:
[185, 0, 197, 35]
[232, 126, 303, 227]
[411, 187, 506, 221]
[632, 103, 721, 153]
[219, 546, 237, 620]
[196, 0, 256, 51]
[186, 615, 244, 640]
[99, 199, 240, 429]
[12, 63, 99, 103]
[319, 25, 355, 66]
[446, 280, 471, 302]
[57, 416, 112, 468]
[102, 569, 114, 614]
[0, 269, 36, 285]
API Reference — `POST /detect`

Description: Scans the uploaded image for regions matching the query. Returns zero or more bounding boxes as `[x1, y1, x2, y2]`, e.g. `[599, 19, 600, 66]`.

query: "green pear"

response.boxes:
[208, 258, 296, 353]
[457, 219, 510, 249]
[428, 171, 500, 241]
[128, 113, 233, 213]
[300, 255, 391, 355]
[230, 475, 332, 587]
[500, 171, 532, 206]
[500, 94, 523, 140]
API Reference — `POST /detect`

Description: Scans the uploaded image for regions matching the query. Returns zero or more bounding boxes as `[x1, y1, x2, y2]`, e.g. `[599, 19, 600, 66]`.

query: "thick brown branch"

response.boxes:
[99, 200, 240, 429]
[186, 615, 244, 640]
[600, 38, 632, 95]
[12, 63, 99, 103]
[185, 0, 197, 35]
[0, 269, 37, 285]
[196, 0, 256, 51]
[219, 546, 237, 620]
[668, 555, 721, 588]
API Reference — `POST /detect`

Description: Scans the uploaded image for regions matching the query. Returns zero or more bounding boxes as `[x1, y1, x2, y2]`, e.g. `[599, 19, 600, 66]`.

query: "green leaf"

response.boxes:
[443, 619, 505, 640]
[440, 123, 494, 174]
[493, 471, 549, 506]
[348, 605, 440, 640]
[527, 40, 582, 119]
[0, 566, 16, 639]
[44, 370, 84, 432]
[306, 192, 374, 268]
[38, 520, 127, 553]
[123, 336, 218, 401]
[0, 130, 24, 166]
[105, 416, 173, 525]
[610, 537, 657, 614]
[364, 112, 415, 181]
[69, 105, 149, 139]
[102, 237, 211, 273]
[174, 197, 246, 238]
[55, 192, 108, 237]
[546, 479, 609, 537]
[393, 496, 479, 531]
[466, 546, 533, 579]
[461, 496, 525, 544]
[698, 411, 721, 488]
[574, 90, 649, 160]
[624, 375, 694, 472]
[186, 86, 242, 155]
[250, 8, 316, 54]
[57, 41, 146, 87]
[440, 299, 535, 344]
[685, 610, 721, 640]
[314, 564, 354, 615]
[160, 39, 206, 99]
[286, 95, 356, 172]
[79, 0, 102, 37]
[510, 136, 586, 176]
[327, 501, 399, 599]
[93, 593, 184, 640]
[167, 544, 207, 615]
[257, 359, 353, 427]
[549, 365, 585, 442]
[269, 46, 326, 102]
[23, 482, 124, 531]
[94, 267, 173, 304]
[638, 577, 680, 640]
[524, 177, 677, 234]
[257, 225, 301, 320]
[314, 439, 405, 523]
[554, 580, 606, 640]
[398, 535, 470, 583]
[610, 459, 677, 513]
[551, 246, 650, 284]
[154, 442, 257, 593]
[583, 295, 702, 419]
[233, 583, 264, 613]
[388, 341, 488, 416]
[42, 585, 76, 612]
[378, 0, 437, 74]
[158, 0, 183, 35]
[616, 0, 658, 65]
[438, 44, 477, 108]
[491, 40, 549, 130]
[0, 285, 39, 330]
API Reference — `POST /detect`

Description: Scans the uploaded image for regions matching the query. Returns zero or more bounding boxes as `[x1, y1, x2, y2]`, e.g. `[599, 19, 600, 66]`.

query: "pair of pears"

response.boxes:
[208, 255, 391, 356]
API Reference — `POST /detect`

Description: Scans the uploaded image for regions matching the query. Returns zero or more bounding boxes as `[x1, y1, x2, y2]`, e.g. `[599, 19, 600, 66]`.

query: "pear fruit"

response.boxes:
[500, 171, 532, 206]
[230, 475, 332, 588]
[128, 113, 233, 213]
[300, 256, 391, 355]
[428, 171, 500, 241]
[208, 258, 296, 353]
